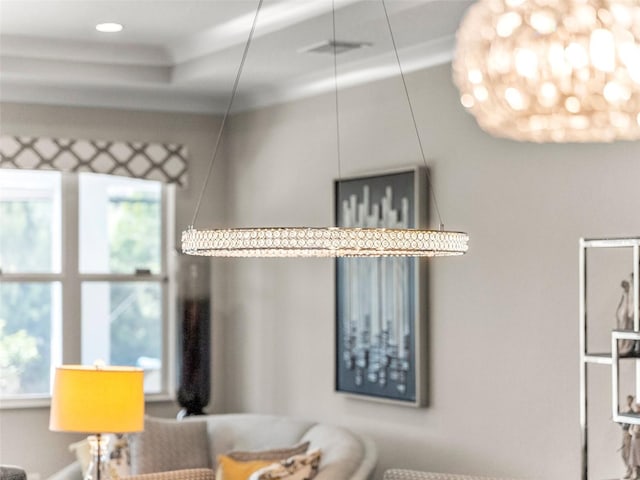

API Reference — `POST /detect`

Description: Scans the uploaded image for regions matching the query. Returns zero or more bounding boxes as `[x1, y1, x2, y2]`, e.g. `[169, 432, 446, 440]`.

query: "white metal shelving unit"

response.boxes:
[580, 237, 640, 480]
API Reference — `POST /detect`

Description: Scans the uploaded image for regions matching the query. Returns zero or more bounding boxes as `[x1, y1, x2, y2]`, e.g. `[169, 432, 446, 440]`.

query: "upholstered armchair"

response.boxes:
[383, 469, 517, 480]
[0, 466, 27, 480]
[124, 469, 214, 480]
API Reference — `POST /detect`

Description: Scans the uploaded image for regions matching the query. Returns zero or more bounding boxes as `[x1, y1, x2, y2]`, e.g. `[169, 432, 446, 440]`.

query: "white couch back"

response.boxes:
[184, 414, 376, 480]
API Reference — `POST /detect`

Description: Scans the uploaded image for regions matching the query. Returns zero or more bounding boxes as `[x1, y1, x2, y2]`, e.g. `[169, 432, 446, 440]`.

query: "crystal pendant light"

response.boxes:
[182, 0, 469, 258]
[453, 0, 640, 143]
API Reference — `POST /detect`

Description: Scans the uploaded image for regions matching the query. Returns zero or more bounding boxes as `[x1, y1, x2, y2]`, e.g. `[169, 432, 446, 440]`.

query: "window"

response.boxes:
[0, 171, 62, 397]
[0, 170, 173, 402]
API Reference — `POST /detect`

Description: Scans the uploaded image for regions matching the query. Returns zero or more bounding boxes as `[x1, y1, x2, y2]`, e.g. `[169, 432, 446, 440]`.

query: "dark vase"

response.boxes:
[176, 253, 211, 418]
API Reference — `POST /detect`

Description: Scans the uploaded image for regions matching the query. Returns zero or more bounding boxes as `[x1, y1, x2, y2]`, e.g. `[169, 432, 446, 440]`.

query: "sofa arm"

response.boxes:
[301, 424, 376, 480]
[46, 463, 82, 480]
[123, 469, 215, 480]
[346, 435, 376, 480]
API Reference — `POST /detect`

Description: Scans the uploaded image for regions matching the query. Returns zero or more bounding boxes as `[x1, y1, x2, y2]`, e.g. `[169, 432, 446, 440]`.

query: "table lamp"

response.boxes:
[50, 364, 144, 480]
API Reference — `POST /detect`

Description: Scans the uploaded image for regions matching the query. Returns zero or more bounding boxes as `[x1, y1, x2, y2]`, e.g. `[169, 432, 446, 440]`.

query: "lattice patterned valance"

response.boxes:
[0, 135, 188, 186]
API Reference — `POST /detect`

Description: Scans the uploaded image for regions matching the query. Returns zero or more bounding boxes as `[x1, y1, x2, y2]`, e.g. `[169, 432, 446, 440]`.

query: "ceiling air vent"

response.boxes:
[299, 40, 371, 55]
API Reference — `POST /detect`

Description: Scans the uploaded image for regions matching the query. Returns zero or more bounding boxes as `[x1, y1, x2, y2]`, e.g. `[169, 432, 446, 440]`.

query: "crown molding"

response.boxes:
[0, 80, 224, 114]
[0, 35, 454, 114]
[0, 34, 171, 66]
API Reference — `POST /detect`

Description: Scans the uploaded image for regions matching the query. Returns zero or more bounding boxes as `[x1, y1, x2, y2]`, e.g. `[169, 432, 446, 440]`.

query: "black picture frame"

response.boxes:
[334, 166, 427, 406]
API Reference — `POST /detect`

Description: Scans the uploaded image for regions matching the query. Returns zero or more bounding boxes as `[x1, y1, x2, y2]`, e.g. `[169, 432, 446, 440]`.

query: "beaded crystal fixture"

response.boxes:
[182, 0, 469, 258]
[453, 0, 640, 143]
[182, 227, 469, 257]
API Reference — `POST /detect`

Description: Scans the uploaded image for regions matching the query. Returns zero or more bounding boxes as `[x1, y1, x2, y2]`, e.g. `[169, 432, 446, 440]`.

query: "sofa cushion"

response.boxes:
[130, 417, 211, 474]
[227, 442, 310, 463]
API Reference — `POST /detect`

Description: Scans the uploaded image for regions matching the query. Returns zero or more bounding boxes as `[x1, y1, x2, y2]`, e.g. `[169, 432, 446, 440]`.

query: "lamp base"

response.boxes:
[84, 434, 111, 480]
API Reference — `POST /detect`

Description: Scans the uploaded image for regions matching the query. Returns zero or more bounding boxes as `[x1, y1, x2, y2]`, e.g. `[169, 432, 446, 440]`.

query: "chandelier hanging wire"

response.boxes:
[182, 0, 469, 258]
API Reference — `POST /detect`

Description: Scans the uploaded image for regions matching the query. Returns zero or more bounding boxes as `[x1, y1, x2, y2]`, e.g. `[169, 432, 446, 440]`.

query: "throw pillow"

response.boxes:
[227, 442, 310, 462]
[129, 417, 211, 474]
[69, 439, 91, 476]
[250, 449, 321, 480]
[69, 434, 131, 480]
[110, 434, 131, 478]
[216, 455, 273, 480]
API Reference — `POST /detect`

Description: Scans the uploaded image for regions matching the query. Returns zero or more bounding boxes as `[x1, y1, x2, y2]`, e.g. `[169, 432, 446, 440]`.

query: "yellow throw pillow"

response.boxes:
[216, 455, 273, 480]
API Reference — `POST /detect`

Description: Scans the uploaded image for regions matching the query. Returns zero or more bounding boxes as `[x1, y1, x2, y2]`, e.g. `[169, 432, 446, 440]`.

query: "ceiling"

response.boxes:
[0, 0, 474, 114]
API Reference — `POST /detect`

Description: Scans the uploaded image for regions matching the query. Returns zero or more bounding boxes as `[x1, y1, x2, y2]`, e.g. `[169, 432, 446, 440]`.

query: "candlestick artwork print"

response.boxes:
[335, 170, 421, 403]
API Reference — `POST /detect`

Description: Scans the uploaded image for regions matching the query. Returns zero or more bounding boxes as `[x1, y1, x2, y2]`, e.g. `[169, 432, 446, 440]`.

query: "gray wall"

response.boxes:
[2, 59, 640, 480]
[0, 103, 227, 478]
[219, 63, 640, 479]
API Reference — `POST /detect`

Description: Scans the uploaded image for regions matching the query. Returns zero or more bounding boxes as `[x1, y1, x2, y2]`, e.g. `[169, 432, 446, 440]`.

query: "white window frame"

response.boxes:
[0, 172, 176, 409]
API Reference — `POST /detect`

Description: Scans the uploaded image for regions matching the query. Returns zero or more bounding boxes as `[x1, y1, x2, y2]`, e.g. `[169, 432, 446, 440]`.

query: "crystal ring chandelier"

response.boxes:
[453, 0, 640, 143]
[182, 227, 469, 258]
[183, 0, 469, 258]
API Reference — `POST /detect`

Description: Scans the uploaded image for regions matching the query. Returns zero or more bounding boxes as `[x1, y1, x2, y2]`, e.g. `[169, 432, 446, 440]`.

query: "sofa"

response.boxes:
[48, 414, 377, 480]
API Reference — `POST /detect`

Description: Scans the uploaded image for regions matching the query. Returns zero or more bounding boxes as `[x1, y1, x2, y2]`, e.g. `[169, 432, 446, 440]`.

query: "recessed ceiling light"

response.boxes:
[96, 22, 123, 33]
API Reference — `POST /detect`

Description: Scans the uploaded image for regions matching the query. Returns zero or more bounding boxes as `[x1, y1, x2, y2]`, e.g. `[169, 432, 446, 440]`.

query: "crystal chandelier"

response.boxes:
[453, 0, 640, 143]
[183, 0, 469, 258]
[182, 227, 469, 258]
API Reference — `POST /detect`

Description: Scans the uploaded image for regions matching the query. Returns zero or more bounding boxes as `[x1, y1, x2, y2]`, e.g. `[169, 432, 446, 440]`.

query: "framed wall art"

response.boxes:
[334, 166, 428, 406]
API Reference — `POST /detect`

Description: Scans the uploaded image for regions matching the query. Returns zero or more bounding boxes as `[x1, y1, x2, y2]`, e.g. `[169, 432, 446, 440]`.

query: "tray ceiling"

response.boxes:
[0, 0, 474, 113]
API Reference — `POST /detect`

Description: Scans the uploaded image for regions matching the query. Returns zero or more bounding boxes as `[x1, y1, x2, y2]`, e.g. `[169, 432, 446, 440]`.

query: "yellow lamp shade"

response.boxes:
[49, 365, 144, 434]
